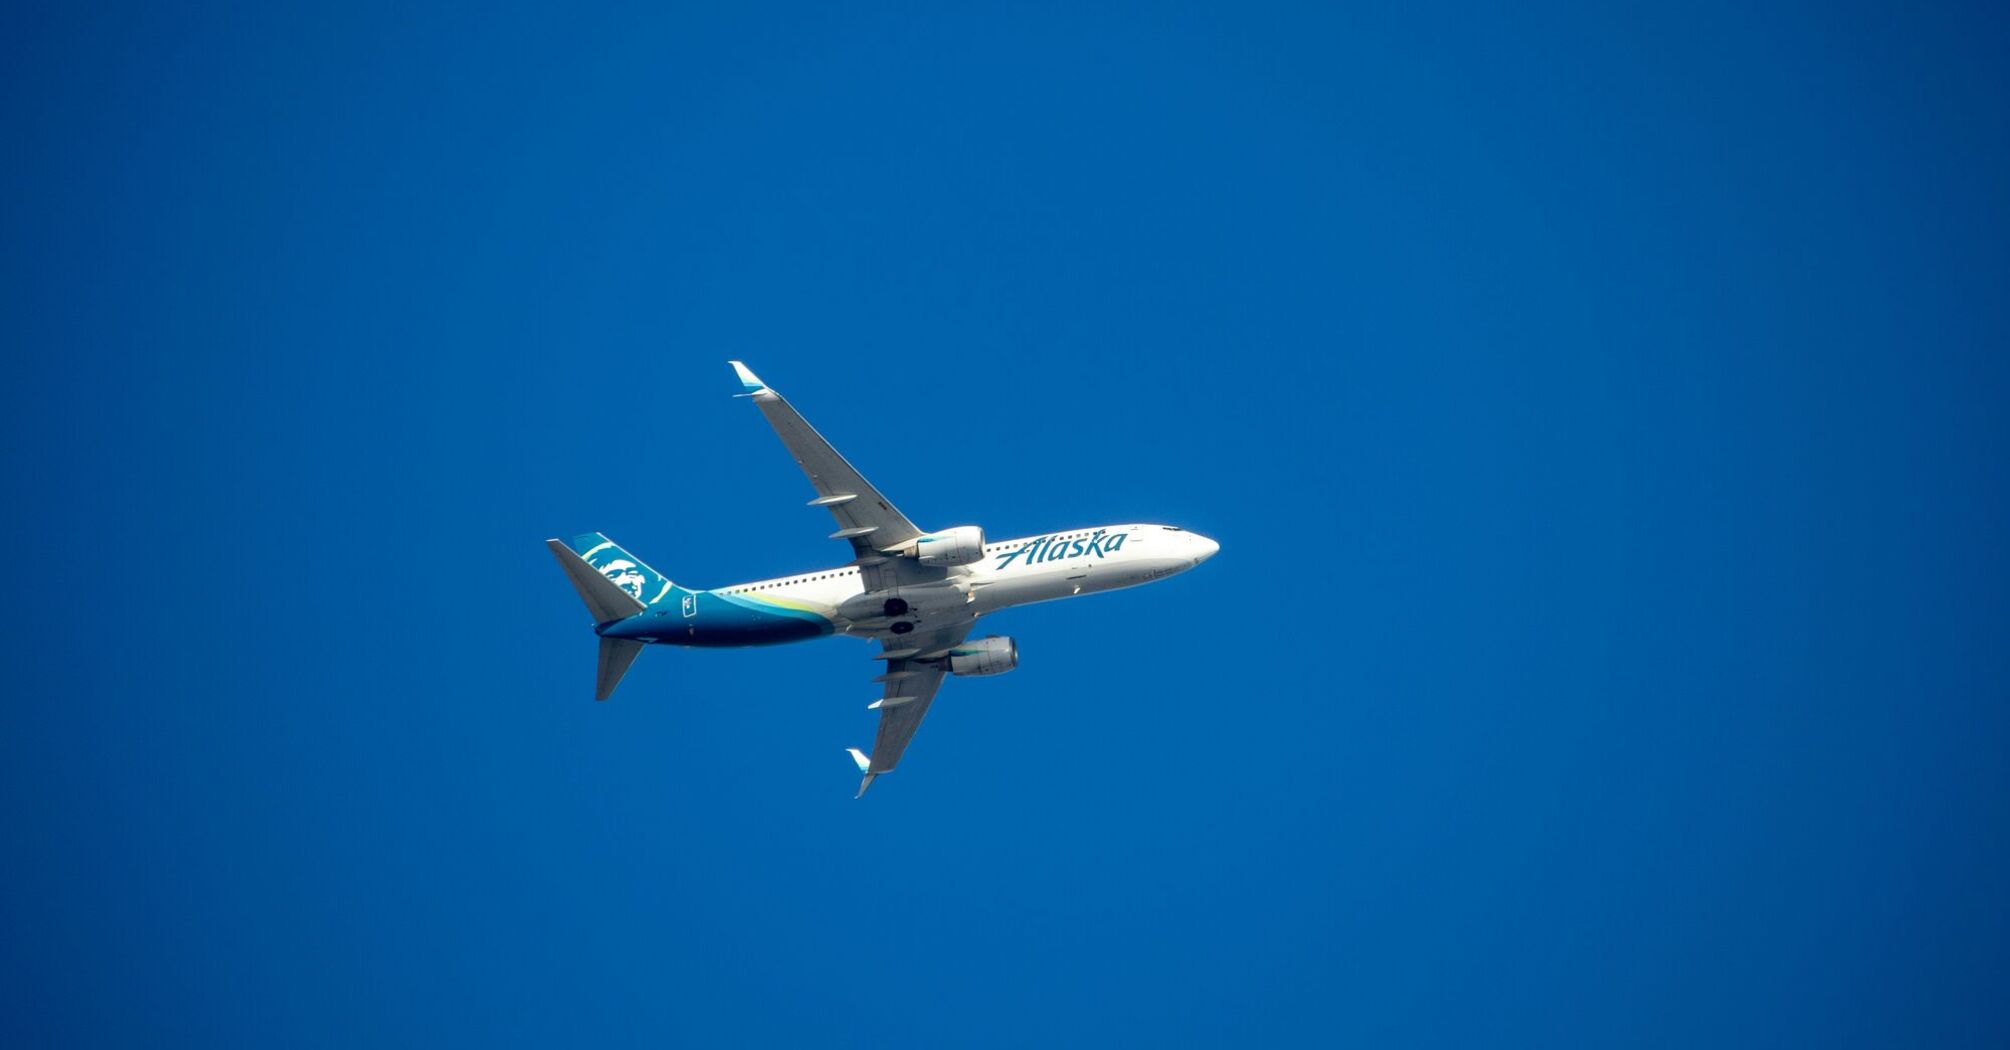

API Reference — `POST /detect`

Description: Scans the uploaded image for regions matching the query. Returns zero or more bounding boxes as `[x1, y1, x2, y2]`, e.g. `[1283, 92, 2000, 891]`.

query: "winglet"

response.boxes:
[846, 748, 877, 798]
[728, 360, 769, 396]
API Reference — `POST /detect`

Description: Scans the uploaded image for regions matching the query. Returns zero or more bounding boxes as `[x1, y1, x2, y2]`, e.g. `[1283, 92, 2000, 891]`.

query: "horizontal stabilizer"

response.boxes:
[597, 637, 644, 701]
[547, 539, 646, 624]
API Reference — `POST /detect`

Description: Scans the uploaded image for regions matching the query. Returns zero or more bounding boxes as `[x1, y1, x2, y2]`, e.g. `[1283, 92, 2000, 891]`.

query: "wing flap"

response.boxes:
[866, 671, 942, 774]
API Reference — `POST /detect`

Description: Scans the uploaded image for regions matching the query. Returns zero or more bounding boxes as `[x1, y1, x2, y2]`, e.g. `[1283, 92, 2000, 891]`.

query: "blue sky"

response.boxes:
[5, 2, 2008, 1046]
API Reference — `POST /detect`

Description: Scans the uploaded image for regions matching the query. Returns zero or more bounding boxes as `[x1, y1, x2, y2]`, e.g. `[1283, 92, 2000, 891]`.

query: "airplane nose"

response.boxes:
[1193, 535, 1220, 564]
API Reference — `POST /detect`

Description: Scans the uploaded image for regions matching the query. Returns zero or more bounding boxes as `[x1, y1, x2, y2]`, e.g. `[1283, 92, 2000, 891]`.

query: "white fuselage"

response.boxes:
[708, 524, 1218, 635]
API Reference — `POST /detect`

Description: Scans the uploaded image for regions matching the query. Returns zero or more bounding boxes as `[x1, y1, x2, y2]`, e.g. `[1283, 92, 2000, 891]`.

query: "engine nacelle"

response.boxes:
[948, 635, 1018, 677]
[913, 525, 986, 567]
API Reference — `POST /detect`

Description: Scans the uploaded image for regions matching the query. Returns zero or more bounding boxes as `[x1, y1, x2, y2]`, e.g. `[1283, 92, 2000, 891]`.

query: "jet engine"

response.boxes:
[913, 525, 986, 567]
[947, 635, 1018, 677]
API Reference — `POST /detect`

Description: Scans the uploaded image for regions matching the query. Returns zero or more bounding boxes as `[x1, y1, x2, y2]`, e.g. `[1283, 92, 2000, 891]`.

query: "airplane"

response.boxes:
[546, 361, 1219, 796]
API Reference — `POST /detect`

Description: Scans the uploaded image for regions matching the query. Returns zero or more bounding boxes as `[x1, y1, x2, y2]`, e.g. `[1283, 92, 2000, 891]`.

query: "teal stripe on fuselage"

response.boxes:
[599, 589, 833, 648]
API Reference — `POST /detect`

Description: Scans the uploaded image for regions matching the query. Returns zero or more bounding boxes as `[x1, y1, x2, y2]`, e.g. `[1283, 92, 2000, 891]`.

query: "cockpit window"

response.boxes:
[1163, 526, 1183, 531]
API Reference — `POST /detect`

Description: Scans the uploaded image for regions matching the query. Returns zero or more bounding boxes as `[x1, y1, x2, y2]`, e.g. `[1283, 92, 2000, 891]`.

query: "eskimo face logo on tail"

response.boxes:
[994, 528, 1126, 570]
[593, 557, 649, 601]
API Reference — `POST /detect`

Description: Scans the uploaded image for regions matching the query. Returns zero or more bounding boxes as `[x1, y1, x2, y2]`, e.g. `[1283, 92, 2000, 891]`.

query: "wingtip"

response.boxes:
[846, 748, 878, 796]
[727, 360, 768, 394]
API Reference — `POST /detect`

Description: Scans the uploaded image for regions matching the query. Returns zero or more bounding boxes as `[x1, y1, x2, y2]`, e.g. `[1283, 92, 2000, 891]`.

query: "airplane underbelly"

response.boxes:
[973, 567, 1080, 611]
[655, 591, 836, 647]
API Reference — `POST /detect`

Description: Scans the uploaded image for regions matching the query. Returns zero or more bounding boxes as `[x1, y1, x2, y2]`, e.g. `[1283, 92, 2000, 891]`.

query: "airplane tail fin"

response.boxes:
[561, 532, 679, 607]
[547, 533, 673, 701]
[547, 539, 647, 624]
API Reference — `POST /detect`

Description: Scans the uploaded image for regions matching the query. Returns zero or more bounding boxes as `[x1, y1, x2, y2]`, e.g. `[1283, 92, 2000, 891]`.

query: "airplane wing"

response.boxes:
[731, 361, 923, 551]
[729, 361, 971, 795]
[729, 361, 946, 592]
[847, 622, 975, 797]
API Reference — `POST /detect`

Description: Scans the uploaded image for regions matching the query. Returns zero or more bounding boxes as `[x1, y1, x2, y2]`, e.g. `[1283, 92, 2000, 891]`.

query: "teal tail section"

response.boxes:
[551, 533, 700, 700]
[566, 532, 684, 608]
